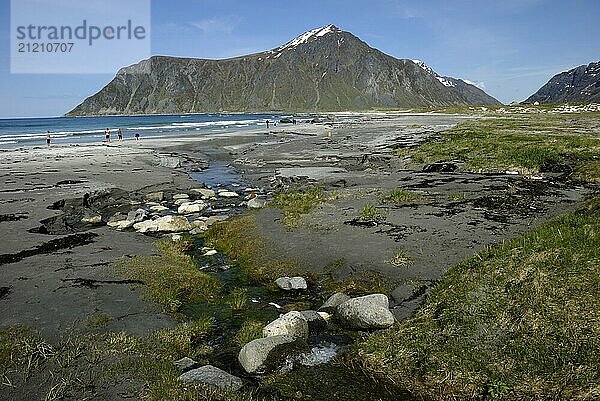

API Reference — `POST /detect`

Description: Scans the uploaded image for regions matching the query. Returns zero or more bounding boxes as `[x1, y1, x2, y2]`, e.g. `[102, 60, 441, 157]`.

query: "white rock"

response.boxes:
[203, 250, 218, 256]
[238, 335, 298, 373]
[247, 197, 268, 209]
[275, 276, 308, 291]
[336, 294, 395, 329]
[173, 356, 196, 371]
[219, 190, 239, 198]
[81, 214, 102, 224]
[146, 191, 164, 202]
[192, 188, 217, 199]
[263, 311, 309, 340]
[149, 205, 169, 212]
[173, 193, 190, 200]
[133, 215, 192, 233]
[178, 201, 207, 215]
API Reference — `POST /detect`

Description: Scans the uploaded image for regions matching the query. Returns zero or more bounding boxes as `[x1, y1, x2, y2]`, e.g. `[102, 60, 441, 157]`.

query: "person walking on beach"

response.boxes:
[266, 120, 270, 129]
[105, 128, 111, 143]
[46, 131, 51, 147]
[117, 129, 123, 141]
[134, 133, 140, 141]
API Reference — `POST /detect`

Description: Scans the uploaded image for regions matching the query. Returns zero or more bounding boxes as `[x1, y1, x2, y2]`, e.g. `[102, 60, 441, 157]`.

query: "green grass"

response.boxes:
[227, 287, 249, 311]
[396, 115, 600, 178]
[234, 320, 265, 347]
[359, 204, 382, 221]
[204, 214, 300, 283]
[0, 320, 269, 401]
[448, 192, 468, 202]
[114, 240, 222, 313]
[355, 195, 600, 400]
[271, 187, 335, 227]
[381, 189, 423, 204]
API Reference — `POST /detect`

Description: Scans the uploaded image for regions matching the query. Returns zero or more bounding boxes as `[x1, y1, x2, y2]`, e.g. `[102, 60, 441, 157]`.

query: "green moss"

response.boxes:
[355, 195, 600, 399]
[234, 320, 265, 347]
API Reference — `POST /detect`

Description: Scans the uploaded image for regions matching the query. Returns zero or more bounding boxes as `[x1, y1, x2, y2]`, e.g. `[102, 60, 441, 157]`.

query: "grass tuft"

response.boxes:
[84, 313, 112, 328]
[389, 249, 412, 267]
[396, 115, 600, 180]
[381, 189, 423, 204]
[234, 320, 265, 347]
[271, 187, 335, 227]
[359, 204, 382, 221]
[114, 240, 222, 313]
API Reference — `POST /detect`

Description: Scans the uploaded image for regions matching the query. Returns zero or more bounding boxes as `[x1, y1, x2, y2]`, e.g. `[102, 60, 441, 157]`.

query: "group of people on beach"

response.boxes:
[104, 128, 139, 143]
[45, 128, 140, 147]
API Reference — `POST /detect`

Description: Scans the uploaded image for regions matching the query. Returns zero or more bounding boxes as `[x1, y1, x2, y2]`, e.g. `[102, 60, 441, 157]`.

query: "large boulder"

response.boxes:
[336, 294, 395, 329]
[178, 365, 243, 391]
[133, 215, 192, 233]
[318, 292, 350, 313]
[177, 200, 207, 215]
[275, 276, 308, 291]
[263, 311, 309, 340]
[238, 335, 306, 374]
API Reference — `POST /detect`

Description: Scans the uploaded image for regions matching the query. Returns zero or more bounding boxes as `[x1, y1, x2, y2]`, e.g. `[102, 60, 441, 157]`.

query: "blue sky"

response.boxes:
[0, 0, 598, 118]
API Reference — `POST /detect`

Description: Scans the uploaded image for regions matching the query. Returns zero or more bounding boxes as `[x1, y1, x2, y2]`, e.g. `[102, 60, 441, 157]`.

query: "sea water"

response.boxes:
[0, 113, 285, 148]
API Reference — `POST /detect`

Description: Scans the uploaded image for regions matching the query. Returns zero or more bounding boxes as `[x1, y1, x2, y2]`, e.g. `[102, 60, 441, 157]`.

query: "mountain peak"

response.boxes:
[525, 60, 600, 104]
[276, 24, 342, 52]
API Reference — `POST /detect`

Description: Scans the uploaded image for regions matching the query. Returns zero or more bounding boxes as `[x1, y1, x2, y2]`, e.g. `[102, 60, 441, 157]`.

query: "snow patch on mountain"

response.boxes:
[412, 59, 456, 87]
[278, 24, 338, 52]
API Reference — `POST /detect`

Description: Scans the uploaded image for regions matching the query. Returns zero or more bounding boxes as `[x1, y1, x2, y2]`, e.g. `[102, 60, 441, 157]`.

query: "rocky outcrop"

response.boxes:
[67, 25, 500, 116]
[525, 61, 600, 104]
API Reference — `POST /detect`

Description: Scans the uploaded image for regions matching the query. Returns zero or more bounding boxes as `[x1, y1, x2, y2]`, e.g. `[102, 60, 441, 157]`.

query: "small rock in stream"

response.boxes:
[178, 365, 243, 391]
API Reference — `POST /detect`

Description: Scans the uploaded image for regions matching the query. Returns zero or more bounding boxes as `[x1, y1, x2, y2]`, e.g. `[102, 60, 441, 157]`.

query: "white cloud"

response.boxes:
[463, 79, 486, 90]
[191, 17, 239, 35]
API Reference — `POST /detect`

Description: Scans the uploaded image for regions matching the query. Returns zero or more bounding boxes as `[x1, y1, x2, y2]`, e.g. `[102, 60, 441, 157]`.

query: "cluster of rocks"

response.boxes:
[238, 289, 396, 374]
[104, 186, 268, 236]
[171, 282, 396, 391]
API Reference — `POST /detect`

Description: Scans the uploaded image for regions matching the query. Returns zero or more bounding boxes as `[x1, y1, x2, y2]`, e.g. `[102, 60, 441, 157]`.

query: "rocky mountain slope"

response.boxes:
[67, 25, 500, 116]
[525, 61, 600, 104]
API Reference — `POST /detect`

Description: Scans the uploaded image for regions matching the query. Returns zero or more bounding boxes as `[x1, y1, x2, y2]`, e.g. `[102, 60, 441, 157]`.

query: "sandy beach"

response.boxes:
[1, 114, 589, 338]
[0, 113, 594, 400]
